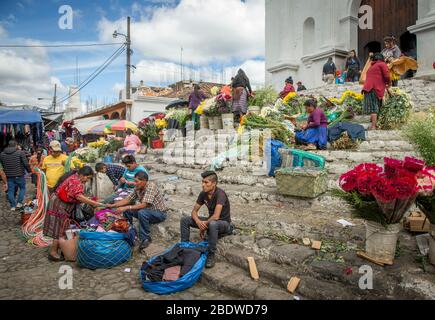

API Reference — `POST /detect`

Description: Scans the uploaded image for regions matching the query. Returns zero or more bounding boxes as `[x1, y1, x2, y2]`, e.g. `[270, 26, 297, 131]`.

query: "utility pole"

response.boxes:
[126, 16, 132, 100]
[180, 46, 183, 82]
[52, 83, 57, 113]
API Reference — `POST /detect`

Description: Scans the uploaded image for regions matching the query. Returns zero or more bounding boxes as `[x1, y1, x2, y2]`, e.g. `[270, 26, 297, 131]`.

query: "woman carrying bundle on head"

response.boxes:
[43, 166, 104, 262]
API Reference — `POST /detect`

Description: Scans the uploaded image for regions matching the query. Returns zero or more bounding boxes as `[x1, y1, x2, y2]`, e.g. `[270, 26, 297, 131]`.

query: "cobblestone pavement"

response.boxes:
[0, 183, 236, 300]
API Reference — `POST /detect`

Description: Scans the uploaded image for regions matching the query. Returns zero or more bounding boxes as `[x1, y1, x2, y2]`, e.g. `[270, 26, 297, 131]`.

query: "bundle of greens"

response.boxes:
[379, 88, 413, 130]
[403, 110, 435, 166]
[165, 108, 190, 127]
[248, 86, 278, 108]
[98, 139, 124, 158]
[243, 114, 293, 145]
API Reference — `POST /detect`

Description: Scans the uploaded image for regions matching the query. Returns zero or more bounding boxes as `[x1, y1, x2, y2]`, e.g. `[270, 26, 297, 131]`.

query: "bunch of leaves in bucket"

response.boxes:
[139, 121, 159, 147]
[403, 109, 435, 166]
[242, 113, 293, 146]
[378, 88, 413, 130]
[165, 108, 190, 129]
[248, 86, 278, 108]
[334, 156, 432, 226]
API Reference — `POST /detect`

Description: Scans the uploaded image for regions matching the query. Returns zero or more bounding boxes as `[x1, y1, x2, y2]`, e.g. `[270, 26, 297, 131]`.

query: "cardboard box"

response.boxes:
[404, 212, 431, 233]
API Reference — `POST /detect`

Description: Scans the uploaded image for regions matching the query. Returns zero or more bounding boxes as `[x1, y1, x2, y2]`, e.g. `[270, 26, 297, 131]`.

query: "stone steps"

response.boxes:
[149, 201, 435, 300]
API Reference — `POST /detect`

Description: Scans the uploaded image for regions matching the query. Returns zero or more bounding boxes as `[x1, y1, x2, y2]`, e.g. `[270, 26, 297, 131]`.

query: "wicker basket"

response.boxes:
[275, 167, 328, 198]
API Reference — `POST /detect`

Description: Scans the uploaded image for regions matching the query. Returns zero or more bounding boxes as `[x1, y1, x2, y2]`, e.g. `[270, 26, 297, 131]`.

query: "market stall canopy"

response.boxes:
[0, 109, 43, 124]
[165, 99, 188, 110]
[87, 120, 116, 135]
[108, 120, 138, 132]
[73, 116, 104, 135]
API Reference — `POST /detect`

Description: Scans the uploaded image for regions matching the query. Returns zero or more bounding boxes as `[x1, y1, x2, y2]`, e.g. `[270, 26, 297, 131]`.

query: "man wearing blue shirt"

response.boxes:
[120, 155, 148, 188]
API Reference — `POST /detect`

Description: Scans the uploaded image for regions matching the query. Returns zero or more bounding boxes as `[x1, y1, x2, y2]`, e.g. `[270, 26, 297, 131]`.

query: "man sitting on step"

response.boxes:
[180, 171, 233, 268]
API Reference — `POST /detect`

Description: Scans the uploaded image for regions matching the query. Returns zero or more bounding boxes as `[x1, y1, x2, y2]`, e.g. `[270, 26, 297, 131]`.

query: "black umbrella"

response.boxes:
[165, 99, 188, 110]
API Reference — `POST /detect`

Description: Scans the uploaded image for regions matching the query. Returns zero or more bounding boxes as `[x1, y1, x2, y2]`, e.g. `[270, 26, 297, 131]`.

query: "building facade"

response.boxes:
[266, 0, 435, 90]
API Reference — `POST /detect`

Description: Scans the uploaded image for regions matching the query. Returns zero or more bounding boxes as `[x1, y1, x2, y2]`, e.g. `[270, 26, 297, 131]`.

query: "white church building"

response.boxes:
[265, 0, 435, 90]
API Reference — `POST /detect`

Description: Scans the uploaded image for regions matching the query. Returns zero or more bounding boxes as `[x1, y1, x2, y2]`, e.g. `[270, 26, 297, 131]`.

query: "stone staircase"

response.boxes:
[144, 195, 435, 300]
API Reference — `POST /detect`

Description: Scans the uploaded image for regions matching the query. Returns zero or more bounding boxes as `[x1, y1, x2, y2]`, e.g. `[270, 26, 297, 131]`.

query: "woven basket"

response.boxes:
[275, 168, 328, 198]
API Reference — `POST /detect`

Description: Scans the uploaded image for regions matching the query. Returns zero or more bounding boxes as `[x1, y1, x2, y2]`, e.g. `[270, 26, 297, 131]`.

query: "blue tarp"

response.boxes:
[0, 109, 43, 124]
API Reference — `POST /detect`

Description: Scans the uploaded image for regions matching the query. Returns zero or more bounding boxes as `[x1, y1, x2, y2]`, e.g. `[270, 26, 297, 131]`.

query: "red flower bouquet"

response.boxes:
[338, 157, 426, 224]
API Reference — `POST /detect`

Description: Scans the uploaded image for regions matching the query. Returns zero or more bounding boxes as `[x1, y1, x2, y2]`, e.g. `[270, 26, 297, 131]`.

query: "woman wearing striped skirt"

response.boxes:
[43, 166, 103, 261]
[231, 69, 252, 122]
[362, 53, 391, 130]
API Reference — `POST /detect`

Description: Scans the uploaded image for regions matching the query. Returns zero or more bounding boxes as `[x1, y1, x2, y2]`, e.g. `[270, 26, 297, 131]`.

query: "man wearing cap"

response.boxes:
[180, 171, 233, 268]
[41, 141, 70, 191]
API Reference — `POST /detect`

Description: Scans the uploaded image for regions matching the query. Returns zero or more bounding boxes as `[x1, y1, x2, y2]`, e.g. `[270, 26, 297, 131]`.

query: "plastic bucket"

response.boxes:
[365, 221, 401, 262]
[429, 224, 435, 266]
[221, 113, 234, 130]
[200, 116, 209, 129]
[214, 116, 223, 130]
[103, 155, 113, 163]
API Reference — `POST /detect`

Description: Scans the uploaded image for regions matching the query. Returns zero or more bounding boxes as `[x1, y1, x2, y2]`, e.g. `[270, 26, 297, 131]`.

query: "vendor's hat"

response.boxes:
[49, 140, 62, 152]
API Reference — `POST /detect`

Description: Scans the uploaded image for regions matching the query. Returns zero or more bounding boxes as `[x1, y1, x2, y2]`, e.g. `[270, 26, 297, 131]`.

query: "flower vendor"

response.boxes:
[123, 128, 142, 154]
[188, 84, 207, 130]
[362, 53, 391, 131]
[295, 99, 328, 150]
[231, 69, 252, 120]
[43, 166, 104, 262]
[279, 77, 296, 99]
[381, 36, 402, 87]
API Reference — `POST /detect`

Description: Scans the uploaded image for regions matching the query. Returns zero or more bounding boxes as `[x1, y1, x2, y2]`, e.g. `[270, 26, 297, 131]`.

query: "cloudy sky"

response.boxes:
[0, 0, 265, 111]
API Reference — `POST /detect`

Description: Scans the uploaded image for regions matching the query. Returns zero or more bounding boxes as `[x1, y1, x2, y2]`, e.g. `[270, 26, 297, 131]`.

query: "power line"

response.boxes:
[56, 45, 126, 105]
[56, 44, 126, 103]
[0, 43, 125, 48]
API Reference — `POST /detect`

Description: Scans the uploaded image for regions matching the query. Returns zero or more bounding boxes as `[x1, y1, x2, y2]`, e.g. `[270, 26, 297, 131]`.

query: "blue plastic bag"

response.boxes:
[140, 242, 208, 295]
[77, 231, 132, 270]
[265, 139, 285, 177]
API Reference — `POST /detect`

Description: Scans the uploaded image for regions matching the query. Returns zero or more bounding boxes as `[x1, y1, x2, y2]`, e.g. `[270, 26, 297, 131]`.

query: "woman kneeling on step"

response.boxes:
[295, 99, 328, 150]
[43, 166, 104, 261]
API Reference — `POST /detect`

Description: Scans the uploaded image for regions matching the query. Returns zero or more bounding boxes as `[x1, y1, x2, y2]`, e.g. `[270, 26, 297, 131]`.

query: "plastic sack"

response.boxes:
[265, 139, 285, 177]
[77, 231, 132, 270]
[140, 242, 208, 295]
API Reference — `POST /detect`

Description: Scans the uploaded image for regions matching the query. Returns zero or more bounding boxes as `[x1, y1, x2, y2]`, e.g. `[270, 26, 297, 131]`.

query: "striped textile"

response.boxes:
[232, 87, 248, 115]
[363, 90, 382, 115]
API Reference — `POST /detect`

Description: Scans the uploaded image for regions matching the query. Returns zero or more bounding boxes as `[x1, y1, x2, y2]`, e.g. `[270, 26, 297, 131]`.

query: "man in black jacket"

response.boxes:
[0, 140, 31, 211]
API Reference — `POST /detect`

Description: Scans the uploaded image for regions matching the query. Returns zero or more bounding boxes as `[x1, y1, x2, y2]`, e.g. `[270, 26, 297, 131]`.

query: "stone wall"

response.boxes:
[301, 79, 435, 112]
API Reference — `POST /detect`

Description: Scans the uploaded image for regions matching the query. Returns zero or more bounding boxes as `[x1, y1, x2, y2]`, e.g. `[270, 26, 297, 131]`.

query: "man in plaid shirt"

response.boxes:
[108, 171, 168, 252]
[96, 163, 126, 187]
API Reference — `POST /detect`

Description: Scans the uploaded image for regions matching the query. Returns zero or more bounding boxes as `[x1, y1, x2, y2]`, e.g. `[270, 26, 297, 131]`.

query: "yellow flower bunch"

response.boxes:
[329, 90, 363, 104]
[155, 119, 168, 128]
[88, 140, 106, 149]
[195, 102, 205, 115]
[72, 157, 84, 168]
[283, 92, 298, 103]
[237, 125, 245, 135]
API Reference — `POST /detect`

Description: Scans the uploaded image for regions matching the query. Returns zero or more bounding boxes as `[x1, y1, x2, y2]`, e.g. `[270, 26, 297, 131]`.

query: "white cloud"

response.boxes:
[98, 0, 265, 65]
[0, 39, 67, 106]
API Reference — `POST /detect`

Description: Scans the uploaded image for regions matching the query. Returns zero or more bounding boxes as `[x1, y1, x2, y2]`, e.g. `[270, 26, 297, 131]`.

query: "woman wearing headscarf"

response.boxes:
[381, 36, 402, 87]
[188, 84, 207, 130]
[362, 53, 391, 130]
[231, 69, 252, 121]
[279, 77, 296, 99]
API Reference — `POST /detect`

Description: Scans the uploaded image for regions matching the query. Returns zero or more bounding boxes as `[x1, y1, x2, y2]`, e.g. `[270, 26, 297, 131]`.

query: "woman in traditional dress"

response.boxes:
[362, 53, 391, 131]
[295, 99, 328, 150]
[381, 36, 402, 87]
[43, 166, 104, 261]
[345, 50, 361, 82]
[188, 84, 207, 130]
[279, 77, 296, 99]
[231, 69, 252, 122]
